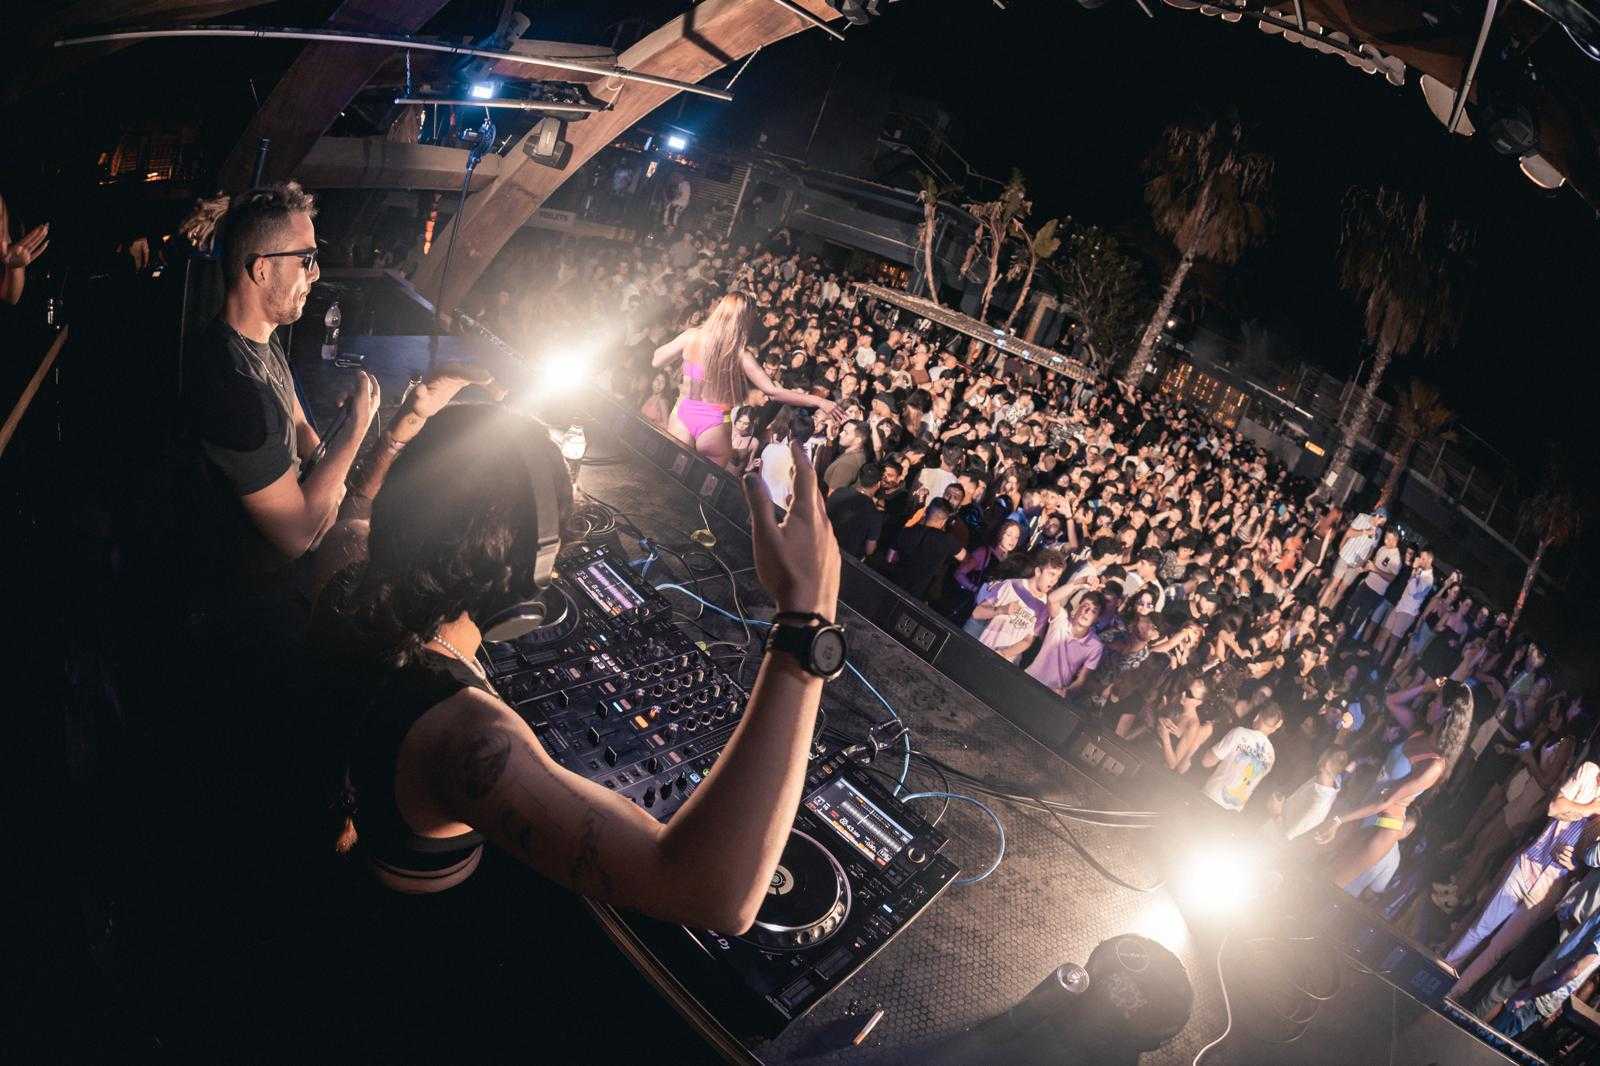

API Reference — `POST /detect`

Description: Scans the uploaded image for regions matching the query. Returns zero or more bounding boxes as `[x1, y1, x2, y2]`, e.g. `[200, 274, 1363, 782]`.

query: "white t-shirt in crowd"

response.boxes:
[1203, 727, 1276, 812]
[918, 466, 958, 500]
[971, 579, 1049, 653]
[1363, 544, 1401, 593]
[1395, 568, 1434, 616]
[1274, 780, 1339, 840]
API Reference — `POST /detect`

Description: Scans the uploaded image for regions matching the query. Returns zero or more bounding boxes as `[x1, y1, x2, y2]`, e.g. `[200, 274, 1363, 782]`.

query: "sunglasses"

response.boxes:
[250, 247, 320, 272]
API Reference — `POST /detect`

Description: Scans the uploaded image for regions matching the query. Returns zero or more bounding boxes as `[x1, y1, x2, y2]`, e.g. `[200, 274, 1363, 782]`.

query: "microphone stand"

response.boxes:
[430, 110, 494, 372]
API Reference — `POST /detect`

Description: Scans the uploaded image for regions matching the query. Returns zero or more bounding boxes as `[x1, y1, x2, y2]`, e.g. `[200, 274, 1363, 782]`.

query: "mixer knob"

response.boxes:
[552, 689, 570, 708]
[694, 669, 706, 684]
[698, 712, 713, 726]
[642, 786, 656, 808]
[683, 718, 698, 733]
[604, 746, 619, 766]
[709, 684, 721, 699]
[651, 684, 665, 697]
[696, 690, 710, 705]
[678, 654, 691, 669]
[633, 689, 646, 701]
[594, 701, 609, 719]
[586, 726, 601, 747]
[645, 756, 661, 773]
[666, 723, 681, 738]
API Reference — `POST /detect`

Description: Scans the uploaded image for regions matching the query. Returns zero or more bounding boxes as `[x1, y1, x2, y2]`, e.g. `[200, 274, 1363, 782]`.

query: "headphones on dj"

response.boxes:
[480, 426, 573, 644]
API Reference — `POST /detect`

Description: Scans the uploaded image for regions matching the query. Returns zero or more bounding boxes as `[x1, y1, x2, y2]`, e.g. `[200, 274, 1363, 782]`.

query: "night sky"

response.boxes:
[8, 0, 1598, 472]
[676, 0, 1600, 473]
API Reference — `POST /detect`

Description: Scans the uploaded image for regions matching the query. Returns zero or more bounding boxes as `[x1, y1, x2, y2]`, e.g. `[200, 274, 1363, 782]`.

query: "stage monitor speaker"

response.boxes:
[523, 116, 572, 169]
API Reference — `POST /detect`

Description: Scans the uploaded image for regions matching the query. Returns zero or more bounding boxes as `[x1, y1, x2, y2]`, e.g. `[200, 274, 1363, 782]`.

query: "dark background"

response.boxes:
[3, 0, 1595, 475]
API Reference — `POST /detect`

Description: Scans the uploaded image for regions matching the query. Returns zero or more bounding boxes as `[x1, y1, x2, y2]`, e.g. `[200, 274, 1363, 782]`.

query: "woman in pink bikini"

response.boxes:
[652, 291, 840, 468]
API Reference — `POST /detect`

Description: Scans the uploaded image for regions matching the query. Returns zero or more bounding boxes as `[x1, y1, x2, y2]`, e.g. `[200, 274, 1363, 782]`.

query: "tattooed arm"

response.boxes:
[408, 652, 822, 932]
[401, 442, 837, 933]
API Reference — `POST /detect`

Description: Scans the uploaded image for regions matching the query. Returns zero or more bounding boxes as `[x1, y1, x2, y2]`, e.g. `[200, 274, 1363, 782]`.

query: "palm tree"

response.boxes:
[1126, 116, 1275, 385]
[1321, 187, 1477, 498]
[914, 173, 954, 307]
[1376, 378, 1455, 510]
[1050, 223, 1146, 372]
[1510, 452, 1584, 633]
[1002, 217, 1060, 333]
[959, 170, 1031, 324]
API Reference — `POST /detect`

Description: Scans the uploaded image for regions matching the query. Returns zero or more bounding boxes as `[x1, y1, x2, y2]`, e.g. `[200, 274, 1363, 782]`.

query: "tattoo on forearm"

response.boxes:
[568, 811, 615, 898]
[453, 728, 513, 799]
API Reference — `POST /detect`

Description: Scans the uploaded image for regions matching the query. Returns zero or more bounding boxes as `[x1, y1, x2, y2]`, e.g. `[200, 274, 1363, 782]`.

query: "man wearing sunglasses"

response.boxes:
[185, 181, 379, 620]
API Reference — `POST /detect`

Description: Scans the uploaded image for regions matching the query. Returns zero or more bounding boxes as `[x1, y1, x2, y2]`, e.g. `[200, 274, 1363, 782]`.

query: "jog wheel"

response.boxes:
[509, 585, 579, 649]
[743, 830, 850, 951]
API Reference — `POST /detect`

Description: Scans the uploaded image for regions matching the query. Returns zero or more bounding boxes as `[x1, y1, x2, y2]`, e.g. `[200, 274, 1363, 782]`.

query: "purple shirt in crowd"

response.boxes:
[1026, 612, 1104, 693]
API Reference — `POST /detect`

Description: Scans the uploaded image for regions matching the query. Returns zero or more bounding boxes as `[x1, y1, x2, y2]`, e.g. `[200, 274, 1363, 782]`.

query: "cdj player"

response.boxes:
[480, 541, 959, 1035]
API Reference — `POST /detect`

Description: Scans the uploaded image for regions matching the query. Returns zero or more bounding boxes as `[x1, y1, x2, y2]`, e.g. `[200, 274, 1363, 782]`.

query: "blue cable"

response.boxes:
[900, 791, 1005, 886]
[654, 582, 912, 789]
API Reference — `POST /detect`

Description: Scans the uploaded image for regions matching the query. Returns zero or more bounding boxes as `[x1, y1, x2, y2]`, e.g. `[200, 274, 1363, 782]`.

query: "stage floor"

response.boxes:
[573, 423, 1517, 1066]
[289, 336, 1518, 1064]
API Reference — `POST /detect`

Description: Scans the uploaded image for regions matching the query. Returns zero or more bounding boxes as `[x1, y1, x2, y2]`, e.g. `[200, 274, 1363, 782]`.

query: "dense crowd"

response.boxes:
[475, 220, 1600, 1040]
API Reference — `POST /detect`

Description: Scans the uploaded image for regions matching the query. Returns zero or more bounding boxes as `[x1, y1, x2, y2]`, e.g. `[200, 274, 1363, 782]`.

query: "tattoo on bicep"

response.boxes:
[496, 807, 538, 864]
[568, 811, 616, 899]
[453, 728, 513, 799]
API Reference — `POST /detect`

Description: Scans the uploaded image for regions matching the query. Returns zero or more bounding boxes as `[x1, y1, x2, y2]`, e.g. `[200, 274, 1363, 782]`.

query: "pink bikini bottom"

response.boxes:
[676, 397, 729, 439]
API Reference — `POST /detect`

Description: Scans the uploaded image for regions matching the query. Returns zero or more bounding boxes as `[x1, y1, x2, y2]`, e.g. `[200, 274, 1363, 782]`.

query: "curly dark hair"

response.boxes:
[321, 403, 571, 668]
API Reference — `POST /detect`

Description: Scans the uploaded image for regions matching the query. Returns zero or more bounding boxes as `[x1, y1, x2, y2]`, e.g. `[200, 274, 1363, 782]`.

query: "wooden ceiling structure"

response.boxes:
[23, 0, 1600, 319]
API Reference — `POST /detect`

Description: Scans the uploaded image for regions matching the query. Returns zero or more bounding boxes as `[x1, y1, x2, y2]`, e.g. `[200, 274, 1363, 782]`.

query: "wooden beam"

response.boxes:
[217, 0, 450, 192]
[411, 0, 842, 315]
[297, 136, 503, 192]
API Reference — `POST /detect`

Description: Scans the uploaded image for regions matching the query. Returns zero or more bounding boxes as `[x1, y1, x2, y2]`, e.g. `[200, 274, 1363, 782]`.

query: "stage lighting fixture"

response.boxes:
[469, 81, 497, 100]
[523, 116, 572, 169]
[665, 133, 689, 151]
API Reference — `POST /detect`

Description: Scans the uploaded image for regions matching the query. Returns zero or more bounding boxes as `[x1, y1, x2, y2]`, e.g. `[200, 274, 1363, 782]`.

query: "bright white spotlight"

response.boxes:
[1173, 841, 1267, 917]
[665, 133, 688, 151]
[1130, 894, 1192, 955]
[469, 82, 497, 100]
[537, 350, 593, 395]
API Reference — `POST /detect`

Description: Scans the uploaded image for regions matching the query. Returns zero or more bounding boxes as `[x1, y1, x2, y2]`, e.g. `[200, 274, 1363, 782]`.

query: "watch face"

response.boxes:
[812, 629, 847, 675]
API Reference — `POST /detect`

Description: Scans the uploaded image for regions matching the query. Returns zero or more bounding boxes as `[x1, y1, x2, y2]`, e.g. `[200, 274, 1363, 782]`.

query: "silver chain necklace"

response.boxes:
[430, 634, 491, 688]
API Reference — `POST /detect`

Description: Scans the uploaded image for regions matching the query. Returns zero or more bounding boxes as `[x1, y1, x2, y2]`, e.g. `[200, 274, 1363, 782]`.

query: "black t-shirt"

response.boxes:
[889, 524, 962, 601]
[183, 317, 300, 601]
[826, 486, 884, 559]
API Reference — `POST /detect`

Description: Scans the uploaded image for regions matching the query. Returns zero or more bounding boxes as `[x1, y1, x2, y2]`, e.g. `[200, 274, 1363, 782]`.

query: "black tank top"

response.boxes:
[350, 652, 487, 880]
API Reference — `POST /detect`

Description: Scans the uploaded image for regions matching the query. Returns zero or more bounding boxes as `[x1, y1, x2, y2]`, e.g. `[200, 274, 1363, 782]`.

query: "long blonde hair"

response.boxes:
[697, 291, 754, 405]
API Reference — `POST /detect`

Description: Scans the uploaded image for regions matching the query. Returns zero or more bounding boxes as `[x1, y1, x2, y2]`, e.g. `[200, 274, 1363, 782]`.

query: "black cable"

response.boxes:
[910, 748, 1161, 824]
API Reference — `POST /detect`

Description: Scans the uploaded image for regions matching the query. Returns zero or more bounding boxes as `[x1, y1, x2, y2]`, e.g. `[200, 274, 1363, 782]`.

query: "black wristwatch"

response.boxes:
[765, 612, 848, 681]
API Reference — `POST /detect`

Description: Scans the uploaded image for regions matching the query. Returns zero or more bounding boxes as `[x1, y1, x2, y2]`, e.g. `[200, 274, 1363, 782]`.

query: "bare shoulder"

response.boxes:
[407, 686, 535, 802]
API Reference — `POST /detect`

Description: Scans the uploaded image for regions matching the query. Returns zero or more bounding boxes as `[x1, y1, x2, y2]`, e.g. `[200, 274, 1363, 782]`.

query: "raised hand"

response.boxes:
[410, 363, 498, 418]
[2, 223, 48, 268]
[342, 369, 381, 429]
[743, 441, 840, 623]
